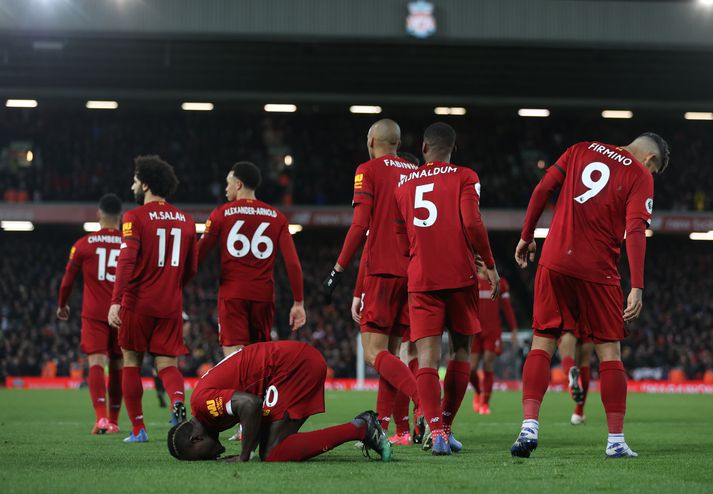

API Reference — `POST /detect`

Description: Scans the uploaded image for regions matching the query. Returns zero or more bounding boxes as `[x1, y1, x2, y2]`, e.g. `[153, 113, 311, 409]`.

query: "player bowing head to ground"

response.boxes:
[323, 119, 422, 435]
[394, 122, 500, 455]
[511, 133, 669, 459]
[57, 193, 124, 434]
[197, 161, 305, 358]
[167, 341, 392, 462]
[108, 155, 198, 443]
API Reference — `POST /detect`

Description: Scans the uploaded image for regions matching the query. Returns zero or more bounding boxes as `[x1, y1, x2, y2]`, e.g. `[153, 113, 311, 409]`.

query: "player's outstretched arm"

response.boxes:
[279, 224, 306, 331]
[227, 392, 263, 462]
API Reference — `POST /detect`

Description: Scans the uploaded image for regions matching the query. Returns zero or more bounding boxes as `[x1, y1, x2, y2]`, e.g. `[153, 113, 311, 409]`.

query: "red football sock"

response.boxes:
[575, 366, 591, 416]
[122, 366, 145, 435]
[374, 351, 419, 406]
[441, 360, 470, 433]
[482, 370, 494, 406]
[88, 365, 107, 421]
[376, 376, 396, 431]
[561, 355, 575, 376]
[108, 365, 122, 424]
[158, 366, 185, 407]
[416, 367, 442, 431]
[265, 422, 366, 462]
[522, 349, 552, 420]
[469, 368, 480, 394]
[393, 390, 410, 435]
[600, 360, 627, 434]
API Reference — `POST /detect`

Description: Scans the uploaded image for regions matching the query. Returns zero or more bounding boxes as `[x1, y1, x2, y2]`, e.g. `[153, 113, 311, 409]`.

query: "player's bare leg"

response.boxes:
[511, 334, 557, 457]
[595, 342, 637, 458]
[558, 332, 584, 405]
[415, 335, 450, 455]
[469, 351, 482, 413]
[107, 357, 123, 433]
[155, 355, 186, 427]
[479, 350, 497, 415]
[573, 342, 594, 425]
[87, 353, 109, 434]
[441, 331, 472, 452]
[121, 349, 148, 442]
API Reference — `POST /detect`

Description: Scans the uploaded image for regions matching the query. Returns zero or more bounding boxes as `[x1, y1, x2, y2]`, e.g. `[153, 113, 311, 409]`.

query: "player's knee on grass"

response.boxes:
[167, 421, 225, 461]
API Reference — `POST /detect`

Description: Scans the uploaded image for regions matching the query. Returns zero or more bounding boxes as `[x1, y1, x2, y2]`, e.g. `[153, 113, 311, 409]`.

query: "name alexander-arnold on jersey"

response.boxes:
[224, 206, 277, 218]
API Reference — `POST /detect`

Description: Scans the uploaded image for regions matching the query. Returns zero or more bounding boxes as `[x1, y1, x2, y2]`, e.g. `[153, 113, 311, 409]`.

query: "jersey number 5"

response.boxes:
[574, 162, 610, 204]
[227, 221, 274, 259]
[413, 183, 438, 228]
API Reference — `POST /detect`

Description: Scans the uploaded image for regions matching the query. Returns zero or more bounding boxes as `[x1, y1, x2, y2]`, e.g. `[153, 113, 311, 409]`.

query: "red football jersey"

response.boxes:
[112, 201, 197, 319]
[198, 199, 297, 302]
[58, 228, 122, 321]
[191, 341, 312, 431]
[394, 162, 487, 292]
[538, 142, 654, 286]
[477, 276, 517, 333]
[352, 155, 418, 277]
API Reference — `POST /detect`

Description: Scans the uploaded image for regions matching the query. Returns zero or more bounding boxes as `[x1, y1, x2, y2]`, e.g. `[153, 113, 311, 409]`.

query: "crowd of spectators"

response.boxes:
[1, 228, 710, 383]
[0, 108, 711, 211]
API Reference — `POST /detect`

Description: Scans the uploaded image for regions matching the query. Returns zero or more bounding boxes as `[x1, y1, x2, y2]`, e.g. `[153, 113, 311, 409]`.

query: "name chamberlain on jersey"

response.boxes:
[87, 235, 121, 244]
[223, 206, 278, 218]
[148, 211, 187, 222]
[398, 165, 459, 187]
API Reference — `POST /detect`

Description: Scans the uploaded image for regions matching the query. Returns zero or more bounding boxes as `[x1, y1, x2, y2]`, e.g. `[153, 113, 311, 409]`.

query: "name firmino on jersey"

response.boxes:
[588, 142, 633, 166]
[398, 165, 458, 186]
[149, 211, 187, 221]
[224, 206, 277, 218]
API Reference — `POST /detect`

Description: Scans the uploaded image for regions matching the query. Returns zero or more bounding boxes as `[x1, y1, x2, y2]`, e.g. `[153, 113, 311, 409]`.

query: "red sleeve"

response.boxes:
[111, 212, 140, 305]
[394, 196, 409, 257]
[336, 202, 370, 269]
[58, 241, 82, 307]
[351, 164, 374, 207]
[625, 172, 654, 289]
[354, 237, 369, 297]
[498, 279, 518, 331]
[197, 208, 220, 266]
[521, 165, 565, 242]
[279, 221, 304, 301]
[183, 223, 199, 287]
[460, 171, 495, 268]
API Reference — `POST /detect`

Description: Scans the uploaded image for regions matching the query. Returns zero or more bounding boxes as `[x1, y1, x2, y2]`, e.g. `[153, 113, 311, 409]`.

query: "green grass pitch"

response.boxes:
[1, 389, 712, 493]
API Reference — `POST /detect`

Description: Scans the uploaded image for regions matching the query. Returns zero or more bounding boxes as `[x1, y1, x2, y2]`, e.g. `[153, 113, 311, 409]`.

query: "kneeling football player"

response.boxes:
[167, 341, 392, 462]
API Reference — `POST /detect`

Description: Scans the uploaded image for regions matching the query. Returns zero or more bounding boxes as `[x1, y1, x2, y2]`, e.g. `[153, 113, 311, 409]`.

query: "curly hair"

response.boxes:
[134, 155, 179, 198]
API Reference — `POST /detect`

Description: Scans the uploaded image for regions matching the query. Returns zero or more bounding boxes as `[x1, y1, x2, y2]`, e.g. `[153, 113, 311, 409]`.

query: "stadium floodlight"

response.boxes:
[689, 231, 713, 241]
[349, 105, 382, 114]
[86, 100, 118, 110]
[645, 229, 654, 238]
[284, 155, 294, 166]
[518, 108, 549, 118]
[83, 222, 101, 232]
[698, 0, 713, 7]
[6, 99, 38, 108]
[288, 224, 303, 235]
[264, 104, 297, 113]
[684, 112, 713, 121]
[602, 110, 633, 119]
[434, 107, 467, 116]
[1, 221, 34, 231]
[26, 150, 34, 162]
[533, 228, 549, 238]
[181, 102, 214, 111]
[195, 223, 206, 234]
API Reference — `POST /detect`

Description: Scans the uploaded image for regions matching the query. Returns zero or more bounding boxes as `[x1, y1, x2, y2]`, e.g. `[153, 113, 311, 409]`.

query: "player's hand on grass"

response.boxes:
[486, 266, 500, 300]
[351, 296, 362, 323]
[322, 266, 343, 304]
[56, 306, 70, 321]
[623, 288, 643, 322]
[108, 304, 122, 329]
[515, 239, 537, 269]
[289, 302, 306, 331]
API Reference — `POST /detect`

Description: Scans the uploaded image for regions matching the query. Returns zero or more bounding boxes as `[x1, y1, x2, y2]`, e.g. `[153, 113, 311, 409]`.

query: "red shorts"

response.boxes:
[118, 307, 187, 357]
[360, 275, 408, 337]
[81, 317, 122, 358]
[218, 298, 275, 347]
[408, 286, 481, 342]
[471, 327, 502, 355]
[533, 266, 625, 343]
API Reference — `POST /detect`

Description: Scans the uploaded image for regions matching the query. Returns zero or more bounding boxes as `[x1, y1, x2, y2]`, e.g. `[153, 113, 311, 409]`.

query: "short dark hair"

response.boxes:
[98, 193, 122, 215]
[639, 132, 670, 173]
[167, 421, 194, 460]
[423, 122, 456, 154]
[398, 151, 420, 166]
[231, 161, 262, 190]
[134, 155, 179, 199]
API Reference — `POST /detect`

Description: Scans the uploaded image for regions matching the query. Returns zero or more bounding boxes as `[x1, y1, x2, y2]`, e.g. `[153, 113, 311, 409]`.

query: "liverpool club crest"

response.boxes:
[406, 1, 436, 39]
